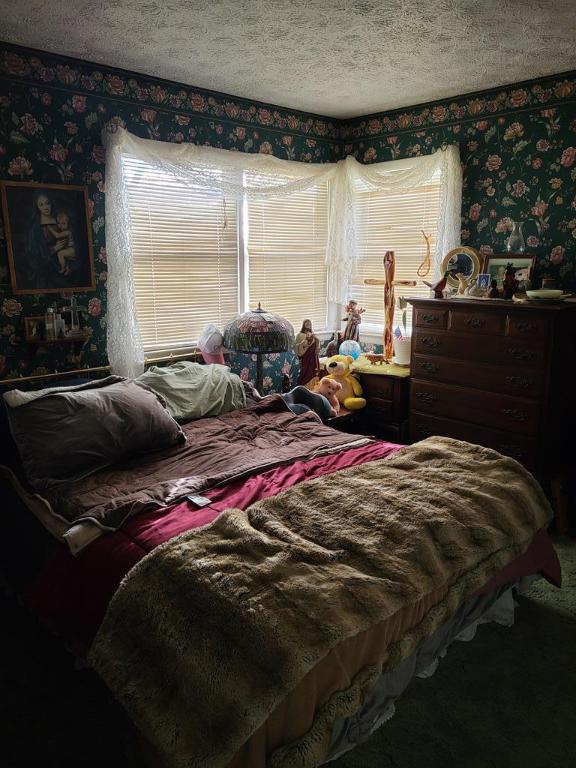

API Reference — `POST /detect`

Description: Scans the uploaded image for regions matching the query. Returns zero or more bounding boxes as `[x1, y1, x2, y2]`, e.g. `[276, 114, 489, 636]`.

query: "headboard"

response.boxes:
[0, 350, 208, 393]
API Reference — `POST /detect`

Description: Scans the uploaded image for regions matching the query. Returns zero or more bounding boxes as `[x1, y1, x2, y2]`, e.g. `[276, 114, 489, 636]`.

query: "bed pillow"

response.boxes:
[4, 378, 185, 491]
[0, 376, 102, 484]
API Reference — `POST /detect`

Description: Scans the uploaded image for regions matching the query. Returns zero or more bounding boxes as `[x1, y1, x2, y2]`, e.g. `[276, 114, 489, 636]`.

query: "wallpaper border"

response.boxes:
[0, 41, 340, 143]
[341, 70, 576, 141]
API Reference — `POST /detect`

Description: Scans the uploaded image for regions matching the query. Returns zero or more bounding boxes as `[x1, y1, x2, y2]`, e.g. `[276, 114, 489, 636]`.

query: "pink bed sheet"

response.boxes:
[26, 441, 401, 645]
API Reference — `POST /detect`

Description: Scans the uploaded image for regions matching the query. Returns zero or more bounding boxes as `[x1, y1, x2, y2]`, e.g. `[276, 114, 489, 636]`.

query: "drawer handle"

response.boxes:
[419, 361, 440, 373]
[507, 347, 536, 361]
[421, 336, 441, 349]
[514, 322, 536, 333]
[502, 408, 528, 423]
[416, 391, 436, 404]
[505, 375, 534, 390]
[421, 313, 439, 324]
[464, 317, 485, 328]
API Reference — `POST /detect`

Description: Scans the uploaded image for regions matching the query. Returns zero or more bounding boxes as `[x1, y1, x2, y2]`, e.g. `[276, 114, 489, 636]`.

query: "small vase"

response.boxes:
[506, 221, 525, 253]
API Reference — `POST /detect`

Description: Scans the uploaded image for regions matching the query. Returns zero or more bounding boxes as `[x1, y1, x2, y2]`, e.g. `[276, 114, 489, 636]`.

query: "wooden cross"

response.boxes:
[364, 250, 416, 360]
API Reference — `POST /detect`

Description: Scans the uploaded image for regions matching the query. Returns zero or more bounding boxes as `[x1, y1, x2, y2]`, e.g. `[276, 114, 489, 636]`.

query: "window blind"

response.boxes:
[246, 183, 329, 332]
[123, 156, 239, 352]
[349, 176, 441, 333]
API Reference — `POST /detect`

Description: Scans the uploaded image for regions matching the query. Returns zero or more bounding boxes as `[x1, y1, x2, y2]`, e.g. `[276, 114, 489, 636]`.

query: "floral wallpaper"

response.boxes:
[342, 74, 576, 293]
[1, 42, 575, 392]
[0, 44, 339, 388]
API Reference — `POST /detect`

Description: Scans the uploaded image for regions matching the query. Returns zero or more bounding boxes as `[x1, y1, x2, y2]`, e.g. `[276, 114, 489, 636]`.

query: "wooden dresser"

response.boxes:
[407, 297, 576, 495]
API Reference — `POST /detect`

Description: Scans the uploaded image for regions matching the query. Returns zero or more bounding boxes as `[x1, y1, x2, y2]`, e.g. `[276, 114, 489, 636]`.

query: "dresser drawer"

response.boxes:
[359, 374, 394, 400]
[359, 374, 408, 424]
[412, 354, 545, 398]
[412, 328, 547, 369]
[506, 313, 550, 340]
[409, 411, 538, 472]
[449, 309, 505, 336]
[414, 306, 448, 329]
[365, 398, 394, 421]
[410, 379, 540, 435]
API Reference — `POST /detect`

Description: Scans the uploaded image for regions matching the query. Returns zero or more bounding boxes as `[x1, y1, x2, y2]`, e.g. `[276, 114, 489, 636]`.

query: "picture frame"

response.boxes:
[483, 254, 536, 288]
[441, 246, 481, 289]
[23, 316, 46, 342]
[1, 181, 95, 295]
[477, 273, 491, 291]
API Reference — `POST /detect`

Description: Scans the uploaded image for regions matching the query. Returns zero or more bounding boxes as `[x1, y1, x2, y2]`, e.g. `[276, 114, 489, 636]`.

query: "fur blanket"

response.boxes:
[89, 437, 553, 768]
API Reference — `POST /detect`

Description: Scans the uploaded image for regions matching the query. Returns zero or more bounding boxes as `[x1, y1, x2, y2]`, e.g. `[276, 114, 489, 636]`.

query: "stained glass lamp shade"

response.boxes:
[223, 303, 294, 394]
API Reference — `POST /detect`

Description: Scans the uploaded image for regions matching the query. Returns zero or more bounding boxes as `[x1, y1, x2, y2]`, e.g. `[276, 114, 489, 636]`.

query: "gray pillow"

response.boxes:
[4, 378, 185, 490]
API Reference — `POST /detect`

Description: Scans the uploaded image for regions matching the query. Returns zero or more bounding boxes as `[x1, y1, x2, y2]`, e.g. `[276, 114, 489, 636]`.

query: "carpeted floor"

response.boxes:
[2, 539, 575, 768]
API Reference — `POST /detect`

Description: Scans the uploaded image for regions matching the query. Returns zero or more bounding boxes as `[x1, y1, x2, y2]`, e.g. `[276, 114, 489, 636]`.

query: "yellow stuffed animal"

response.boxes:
[323, 354, 366, 410]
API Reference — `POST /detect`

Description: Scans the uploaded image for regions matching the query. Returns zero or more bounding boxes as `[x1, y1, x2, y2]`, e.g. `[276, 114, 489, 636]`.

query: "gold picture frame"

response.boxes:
[441, 246, 482, 289]
[1, 181, 95, 295]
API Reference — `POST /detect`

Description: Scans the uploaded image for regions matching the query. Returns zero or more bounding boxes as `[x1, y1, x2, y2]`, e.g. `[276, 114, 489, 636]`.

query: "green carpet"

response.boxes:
[2, 540, 575, 768]
[332, 538, 576, 768]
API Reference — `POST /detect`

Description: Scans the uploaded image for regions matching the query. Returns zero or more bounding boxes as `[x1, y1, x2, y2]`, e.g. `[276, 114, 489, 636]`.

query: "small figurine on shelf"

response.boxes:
[324, 331, 343, 358]
[488, 279, 500, 298]
[342, 299, 365, 342]
[502, 262, 519, 300]
[455, 272, 469, 295]
[423, 271, 449, 299]
[293, 319, 321, 388]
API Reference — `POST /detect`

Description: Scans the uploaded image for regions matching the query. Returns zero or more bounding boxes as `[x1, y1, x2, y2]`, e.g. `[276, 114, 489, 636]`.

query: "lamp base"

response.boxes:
[255, 354, 263, 395]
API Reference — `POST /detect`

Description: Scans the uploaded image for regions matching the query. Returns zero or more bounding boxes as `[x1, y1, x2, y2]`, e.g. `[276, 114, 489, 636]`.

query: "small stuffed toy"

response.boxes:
[314, 377, 342, 417]
[323, 354, 366, 410]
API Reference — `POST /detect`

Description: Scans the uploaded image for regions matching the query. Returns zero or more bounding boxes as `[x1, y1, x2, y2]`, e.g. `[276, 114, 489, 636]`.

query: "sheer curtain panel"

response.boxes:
[104, 128, 461, 377]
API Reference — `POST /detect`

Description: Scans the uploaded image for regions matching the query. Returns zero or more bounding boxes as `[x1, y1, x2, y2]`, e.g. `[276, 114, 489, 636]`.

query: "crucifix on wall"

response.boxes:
[363, 250, 416, 360]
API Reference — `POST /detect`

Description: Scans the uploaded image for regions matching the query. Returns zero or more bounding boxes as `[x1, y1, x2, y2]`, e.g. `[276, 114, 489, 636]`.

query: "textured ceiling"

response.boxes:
[2, 1, 576, 118]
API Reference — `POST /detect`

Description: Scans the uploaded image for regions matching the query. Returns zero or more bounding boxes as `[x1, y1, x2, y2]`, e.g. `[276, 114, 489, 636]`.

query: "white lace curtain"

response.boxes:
[104, 128, 462, 377]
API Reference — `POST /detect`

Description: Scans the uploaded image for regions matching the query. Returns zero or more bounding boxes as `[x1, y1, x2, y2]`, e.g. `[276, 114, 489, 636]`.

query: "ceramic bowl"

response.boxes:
[526, 289, 564, 300]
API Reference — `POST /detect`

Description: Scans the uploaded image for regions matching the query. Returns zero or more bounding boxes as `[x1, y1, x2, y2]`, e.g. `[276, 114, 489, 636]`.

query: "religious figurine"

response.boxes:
[293, 319, 320, 388]
[342, 299, 365, 342]
[502, 263, 519, 300]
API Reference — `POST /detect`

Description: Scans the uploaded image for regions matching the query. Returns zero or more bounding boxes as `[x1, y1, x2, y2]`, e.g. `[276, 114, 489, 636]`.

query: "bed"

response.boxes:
[0, 371, 561, 768]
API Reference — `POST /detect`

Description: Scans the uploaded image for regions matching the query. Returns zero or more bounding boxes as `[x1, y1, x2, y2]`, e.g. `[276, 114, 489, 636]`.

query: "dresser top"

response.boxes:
[407, 296, 576, 313]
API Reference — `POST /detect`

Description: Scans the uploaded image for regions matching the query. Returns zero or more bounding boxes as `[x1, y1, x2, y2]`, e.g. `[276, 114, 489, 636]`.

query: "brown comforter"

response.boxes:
[89, 437, 553, 768]
[42, 395, 369, 534]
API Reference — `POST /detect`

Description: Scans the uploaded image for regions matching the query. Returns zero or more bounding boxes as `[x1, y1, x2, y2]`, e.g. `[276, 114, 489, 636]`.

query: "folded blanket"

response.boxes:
[137, 361, 246, 421]
[89, 437, 553, 768]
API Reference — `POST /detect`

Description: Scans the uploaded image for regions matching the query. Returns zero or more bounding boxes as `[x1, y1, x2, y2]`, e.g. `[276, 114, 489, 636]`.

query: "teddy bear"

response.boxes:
[313, 377, 342, 417]
[323, 354, 366, 410]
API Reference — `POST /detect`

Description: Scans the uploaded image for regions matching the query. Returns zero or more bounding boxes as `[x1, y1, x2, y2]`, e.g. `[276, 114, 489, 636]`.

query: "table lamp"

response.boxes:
[223, 303, 294, 394]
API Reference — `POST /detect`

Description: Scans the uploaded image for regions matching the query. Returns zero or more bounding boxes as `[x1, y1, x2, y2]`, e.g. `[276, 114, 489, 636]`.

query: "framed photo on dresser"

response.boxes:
[1, 181, 95, 295]
[483, 254, 535, 288]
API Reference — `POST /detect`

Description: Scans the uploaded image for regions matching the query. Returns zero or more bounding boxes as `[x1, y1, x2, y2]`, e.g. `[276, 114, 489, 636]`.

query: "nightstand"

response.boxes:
[353, 361, 410, 442]
[325, 407, 363, 434]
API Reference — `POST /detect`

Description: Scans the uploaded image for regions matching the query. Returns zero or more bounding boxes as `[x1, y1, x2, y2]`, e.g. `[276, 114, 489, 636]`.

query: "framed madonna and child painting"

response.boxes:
[0, 182, 95, 294]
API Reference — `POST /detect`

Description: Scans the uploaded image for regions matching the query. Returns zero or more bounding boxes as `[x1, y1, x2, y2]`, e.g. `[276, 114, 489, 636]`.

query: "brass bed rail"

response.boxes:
[0, 350, 202, 387]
